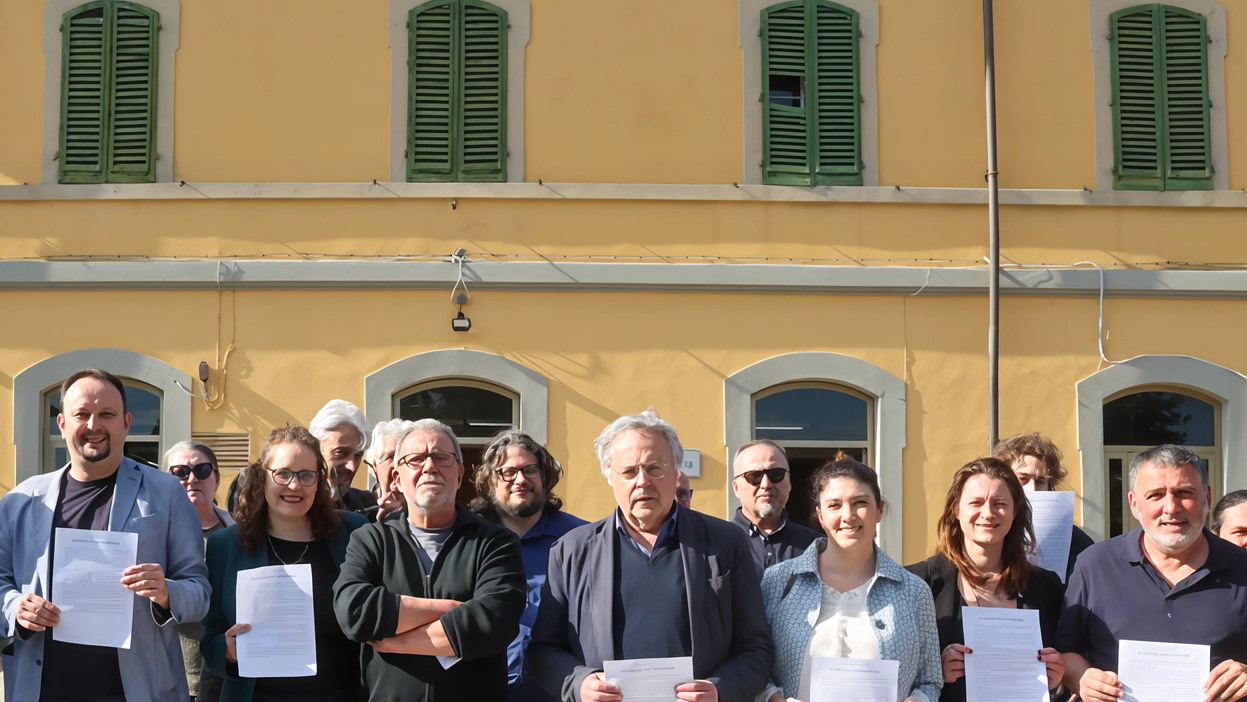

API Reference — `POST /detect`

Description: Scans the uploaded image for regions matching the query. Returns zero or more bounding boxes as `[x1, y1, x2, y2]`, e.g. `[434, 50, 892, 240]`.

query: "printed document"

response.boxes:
[236, 564, 316, 678]
[51, 528, 138, 648]
[809, 657, 899, 702]
[1027, 491, 1076, 583]
[962, 606, 1050, 702]
[603, 656, 694, 702]
[1118, 639, 1209, 702]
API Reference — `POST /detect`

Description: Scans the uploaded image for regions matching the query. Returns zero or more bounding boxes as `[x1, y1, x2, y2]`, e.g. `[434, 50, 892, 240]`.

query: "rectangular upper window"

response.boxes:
[761, 0, 862, 186]
[1110, 5, 1213, 191]
[407, 0, 508, 183]
[58, 1, 159, 184]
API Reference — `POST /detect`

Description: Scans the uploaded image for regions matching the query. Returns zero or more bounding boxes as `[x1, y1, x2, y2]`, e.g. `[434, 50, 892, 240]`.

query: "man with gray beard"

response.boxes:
[1057, 444, 1247, 702]
[730, 439, 818, 572]
[469, 430, 587, 702]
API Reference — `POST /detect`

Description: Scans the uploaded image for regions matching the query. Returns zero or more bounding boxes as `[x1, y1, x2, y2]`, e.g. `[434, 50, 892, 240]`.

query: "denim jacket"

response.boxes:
[760, 539, 943, 702]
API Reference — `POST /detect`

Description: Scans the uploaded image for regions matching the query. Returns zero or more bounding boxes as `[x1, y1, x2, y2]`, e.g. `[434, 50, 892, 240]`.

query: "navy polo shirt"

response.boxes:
[732, 507, 820, 573]
[1056, 526, 1247, 672]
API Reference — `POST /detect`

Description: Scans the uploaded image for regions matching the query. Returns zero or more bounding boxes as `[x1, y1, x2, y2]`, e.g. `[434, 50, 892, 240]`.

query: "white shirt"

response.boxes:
[796, 574, 882, 701]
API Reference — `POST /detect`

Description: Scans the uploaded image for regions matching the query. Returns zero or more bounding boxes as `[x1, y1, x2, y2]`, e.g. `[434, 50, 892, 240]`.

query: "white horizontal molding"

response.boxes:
[6, 260, 1247, 298]
[2, 182, 1247, 207]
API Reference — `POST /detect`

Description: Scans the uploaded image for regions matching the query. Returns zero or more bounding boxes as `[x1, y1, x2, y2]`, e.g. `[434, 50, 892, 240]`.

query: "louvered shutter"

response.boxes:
[458, 1, 506, 181]
[761, 2, 810, 183]
[1160, 7, 1212, 189]
[1111, 6, 1163, 190]
[59, 3, 109, 183]
[106, 2, 158, 182]
[812, 1, 861, 183]
[409, 1, 456, 180]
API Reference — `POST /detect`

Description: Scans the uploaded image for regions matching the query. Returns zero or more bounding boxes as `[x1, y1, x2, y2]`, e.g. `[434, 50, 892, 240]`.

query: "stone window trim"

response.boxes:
[13, 348, 192, 483]
[739, 0, 880, 186]
[388, 0, 529, 184]
[41, 0, 180, 184]
[724, 351, 905, 559]
[1089, 0, 1229, 191]
[1075, 354, 1247, 541]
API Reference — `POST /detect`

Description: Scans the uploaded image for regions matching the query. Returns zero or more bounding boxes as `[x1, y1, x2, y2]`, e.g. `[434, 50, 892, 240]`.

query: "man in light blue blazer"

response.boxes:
[0, 368, 211, 702]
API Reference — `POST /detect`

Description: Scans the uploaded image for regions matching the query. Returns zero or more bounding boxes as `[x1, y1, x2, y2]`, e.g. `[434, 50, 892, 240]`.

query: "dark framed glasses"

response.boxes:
[270, 469, 319, 487]
[397, 452, 457, 469]
[735, 468, 788, 486]
[495, 464, 540, 483]
[170, 463, 215, 482]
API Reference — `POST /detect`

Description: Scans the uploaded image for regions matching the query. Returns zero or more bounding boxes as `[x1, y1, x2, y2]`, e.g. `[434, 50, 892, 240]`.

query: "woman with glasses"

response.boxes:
[202, 426, 369, 702]
[162, 441, 235, 702]
[757, 458, 942, 702]
[906, 458, 1065, 702]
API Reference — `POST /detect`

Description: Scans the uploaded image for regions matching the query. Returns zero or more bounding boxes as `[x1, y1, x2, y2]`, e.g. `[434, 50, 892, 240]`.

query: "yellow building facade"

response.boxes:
[2, 0, 1246, 564]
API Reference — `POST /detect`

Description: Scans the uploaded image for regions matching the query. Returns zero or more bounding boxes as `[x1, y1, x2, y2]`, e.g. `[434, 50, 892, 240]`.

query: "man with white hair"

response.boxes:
[367, 418, 413, 521]
[334, 418, 527, 700]
[1058, 444, 1247, 702]
[527, 409, 774, 702]
[310, 399, 378, 516]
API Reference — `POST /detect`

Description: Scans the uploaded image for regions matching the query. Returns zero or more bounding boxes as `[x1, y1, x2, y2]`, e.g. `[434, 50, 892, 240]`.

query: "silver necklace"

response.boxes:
[268, 536, 309, 566]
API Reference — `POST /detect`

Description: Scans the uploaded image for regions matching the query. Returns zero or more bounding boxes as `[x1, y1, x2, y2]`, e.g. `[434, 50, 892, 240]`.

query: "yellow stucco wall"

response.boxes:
[1, 0, 1243, 187]
[3, 288, 1244, 563]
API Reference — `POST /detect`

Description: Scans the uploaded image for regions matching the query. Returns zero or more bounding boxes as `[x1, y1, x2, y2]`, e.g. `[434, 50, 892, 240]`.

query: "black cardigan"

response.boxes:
[906, 553, 1064, 702]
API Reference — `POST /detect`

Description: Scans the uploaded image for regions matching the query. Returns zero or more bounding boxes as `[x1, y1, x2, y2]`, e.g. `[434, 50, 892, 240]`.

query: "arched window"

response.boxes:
[751, 382, 872, 528]
[1102, 388, 1220, 536]
[43, 378, 164, 472]
[394, 379, 518, 505]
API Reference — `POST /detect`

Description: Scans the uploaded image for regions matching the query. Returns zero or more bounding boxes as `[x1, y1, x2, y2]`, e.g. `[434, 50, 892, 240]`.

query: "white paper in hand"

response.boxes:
[51, 528, 138, 649]
[1118, 639, 1209, 702]
[962, 607, 1050, 702]
[808, 657, 899, 702]
[235, 564, 317, 678]
[1027, 491, 1075, 583]
[603, 656, 694, 702]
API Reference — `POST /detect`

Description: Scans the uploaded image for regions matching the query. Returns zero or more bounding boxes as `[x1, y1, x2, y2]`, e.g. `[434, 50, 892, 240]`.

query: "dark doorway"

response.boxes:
[783, 446, 866, 531]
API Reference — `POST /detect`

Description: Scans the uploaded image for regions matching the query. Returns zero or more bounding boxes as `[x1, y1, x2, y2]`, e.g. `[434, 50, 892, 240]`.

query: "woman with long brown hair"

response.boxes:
[202, 426, 369, 702]
[906, 457, 1065, 702]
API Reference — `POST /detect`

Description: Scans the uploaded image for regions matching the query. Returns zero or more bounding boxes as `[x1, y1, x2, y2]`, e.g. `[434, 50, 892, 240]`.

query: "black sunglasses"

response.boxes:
[170, 463, 215, 482]
[735, 468, 788, 486]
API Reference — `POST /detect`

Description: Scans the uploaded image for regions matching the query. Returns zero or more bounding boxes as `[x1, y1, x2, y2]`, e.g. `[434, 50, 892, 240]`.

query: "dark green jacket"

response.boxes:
[201, 510, 371, 702]
[332, 504, 526, 702]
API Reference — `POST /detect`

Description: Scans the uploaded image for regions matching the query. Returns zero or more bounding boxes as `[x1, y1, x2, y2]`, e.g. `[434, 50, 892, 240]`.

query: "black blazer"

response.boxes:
[906, 553, 1064, 702]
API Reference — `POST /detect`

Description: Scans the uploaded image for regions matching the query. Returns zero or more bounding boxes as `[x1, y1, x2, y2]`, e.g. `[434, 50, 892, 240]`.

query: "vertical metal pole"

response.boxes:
[984, 0, 1000, 451]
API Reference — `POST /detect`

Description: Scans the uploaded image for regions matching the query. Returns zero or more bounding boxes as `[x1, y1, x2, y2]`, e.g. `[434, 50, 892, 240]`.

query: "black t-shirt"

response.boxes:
[41, 470, 126, 700]
[250, 537, 365, 702]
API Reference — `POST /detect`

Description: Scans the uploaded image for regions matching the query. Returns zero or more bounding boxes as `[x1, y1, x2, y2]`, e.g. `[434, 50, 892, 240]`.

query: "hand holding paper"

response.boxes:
[961, 607, 1050, 702]
[51, 527, 138, 649]
[235, 564, 317, 678]
[603, 656, 694, 702]
[1118, 639, 1208, 702]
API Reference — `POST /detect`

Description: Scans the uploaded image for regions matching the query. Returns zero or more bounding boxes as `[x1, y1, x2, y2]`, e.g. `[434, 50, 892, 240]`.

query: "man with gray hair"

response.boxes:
[367, 418, 414, 521]
[527, 408, 774, 702]
[310, 399, 378, 516]
[730, 439, 818, 571]
[1057, 444, 1247, 702]
[334, 418, 527, 700]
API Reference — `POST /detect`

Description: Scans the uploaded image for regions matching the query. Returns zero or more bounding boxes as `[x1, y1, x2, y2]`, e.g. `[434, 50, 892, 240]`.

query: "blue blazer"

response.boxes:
[0, 459, 212, 702]
[201, 511, 369, 702]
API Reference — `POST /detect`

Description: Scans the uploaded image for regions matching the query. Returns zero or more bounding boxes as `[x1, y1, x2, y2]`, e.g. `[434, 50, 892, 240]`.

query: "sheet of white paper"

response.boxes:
[962, 606, 1050, 702]
[808, 657, 899, 702]
[603, 656, 694, 702]
[1118, 639, 1210, 702]
[437, 655, 460, 669]
[1027, 491, 1076, 583]
[235, 564, 317, 678]
[51, 528, 138, 649]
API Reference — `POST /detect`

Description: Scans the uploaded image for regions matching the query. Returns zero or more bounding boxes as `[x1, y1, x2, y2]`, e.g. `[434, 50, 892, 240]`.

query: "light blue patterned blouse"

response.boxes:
[759, 539, 943, 702]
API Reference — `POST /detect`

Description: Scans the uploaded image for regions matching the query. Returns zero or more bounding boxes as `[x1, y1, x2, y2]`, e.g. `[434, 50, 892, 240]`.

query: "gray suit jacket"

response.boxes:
[0, 458, 211, 702]
[526, 504, 774, 702]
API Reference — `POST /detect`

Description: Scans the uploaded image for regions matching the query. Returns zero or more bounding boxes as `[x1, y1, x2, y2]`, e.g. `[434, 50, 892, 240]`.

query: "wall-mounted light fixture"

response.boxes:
[450, 248, 472, 332]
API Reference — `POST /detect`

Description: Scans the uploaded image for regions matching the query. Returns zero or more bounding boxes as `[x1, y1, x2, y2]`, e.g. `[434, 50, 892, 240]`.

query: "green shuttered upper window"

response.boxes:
[58, 1, 159, 184]
[1110, 5, 1212, 191]
[761, 0, 861, 186]
[408, 0, 507, 183]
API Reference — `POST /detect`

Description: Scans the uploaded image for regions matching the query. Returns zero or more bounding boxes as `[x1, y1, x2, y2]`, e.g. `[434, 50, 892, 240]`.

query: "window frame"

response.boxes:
[751, 381, 873, 455]
[392, 377, 519, 447]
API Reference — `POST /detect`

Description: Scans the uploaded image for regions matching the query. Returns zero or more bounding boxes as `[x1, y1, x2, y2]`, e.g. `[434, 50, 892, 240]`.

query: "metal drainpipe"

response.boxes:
[983, 0, 1001, 451]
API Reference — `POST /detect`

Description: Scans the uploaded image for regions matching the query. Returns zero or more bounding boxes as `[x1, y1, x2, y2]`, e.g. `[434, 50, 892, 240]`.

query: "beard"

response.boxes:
[76, 437, 112, 463]
[1143, 519, 1203, 553]
[496, 490, 544, 519]
[754, 501, 780, 521]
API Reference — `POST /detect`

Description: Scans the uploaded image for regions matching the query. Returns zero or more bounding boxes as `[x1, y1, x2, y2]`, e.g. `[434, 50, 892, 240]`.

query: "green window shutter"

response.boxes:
[409, 1, 455, 181]
[59, 3, 110, 184]
[1110, 6, 1163, 190]
[762, 2, 811, 184]
[408, 0, 507, 183]
[457, 1, 506, 182]
[105, 2, 158, 182]
[1160, 7, 1212, 190]
[812, 0, 861, 185]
